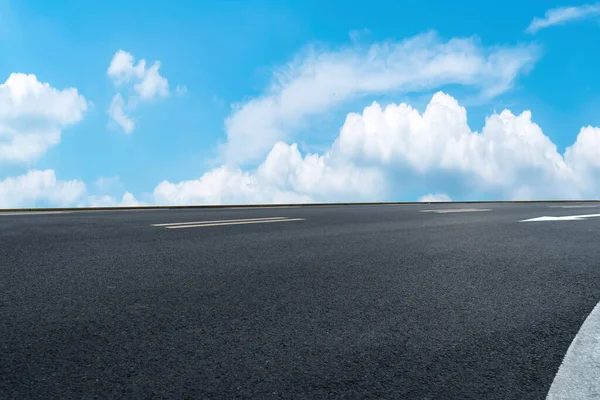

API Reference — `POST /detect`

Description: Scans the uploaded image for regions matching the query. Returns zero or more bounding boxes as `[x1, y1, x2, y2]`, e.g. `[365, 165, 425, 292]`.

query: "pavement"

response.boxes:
[1, 202, 600, 399]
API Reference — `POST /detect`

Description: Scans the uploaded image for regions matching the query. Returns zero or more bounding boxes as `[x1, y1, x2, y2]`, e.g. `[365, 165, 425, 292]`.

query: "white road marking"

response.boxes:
[550, 205, 600, 209]
[152, 217, 288, 227]
[546, 301, 600, 399]
[521, 214, 600, 222]
[420, 208, 492, 213]
[223, 206, 302, 210]
[165, 218, 305, 229]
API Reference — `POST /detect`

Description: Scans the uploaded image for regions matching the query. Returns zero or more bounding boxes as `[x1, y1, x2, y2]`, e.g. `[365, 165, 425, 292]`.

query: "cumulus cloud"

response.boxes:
[120, 192, 141, 206]
[527, 3, 600, 33]
[564, 126, 600, 194]
[153, 166, 312, 206]
[0, 169, 86, 208]
[134, 63, 169, 100]
[419, 193, 452, 202]
[0, 169, 143, 208]
[107, 50, 169, 99]
[565, 126, 600, 168]
[107, 50, 172, 133]
[153, 142, 384, 205]
[153, 92, 600, 205]
[335, 92, 579, 197]
[83, 191, 142, 207]
[223, 32, 539, 166]
[0, 73, 88, 163]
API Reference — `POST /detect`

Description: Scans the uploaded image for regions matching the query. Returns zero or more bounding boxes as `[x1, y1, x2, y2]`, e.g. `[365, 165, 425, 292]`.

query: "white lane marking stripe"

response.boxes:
[547, 301, 600, 399]
[152, 217, 288, 227]
[224, 206, 301, 210]
[165, 218, 305, 229]
[550, 205, 600, 209]
[521, 214, 600, 222]
[420, 208, 492, 213]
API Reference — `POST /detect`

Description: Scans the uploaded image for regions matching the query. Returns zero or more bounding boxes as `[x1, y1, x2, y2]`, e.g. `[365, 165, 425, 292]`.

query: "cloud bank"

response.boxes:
[0, 169, 143, 208]
[4, 92, 599, 208]
[223, 32, 539, 166]
[149, 92, 600, 205]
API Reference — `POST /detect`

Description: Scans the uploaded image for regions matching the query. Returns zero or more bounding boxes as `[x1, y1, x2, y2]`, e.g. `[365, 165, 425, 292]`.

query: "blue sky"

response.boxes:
[1, 0, 600, 207]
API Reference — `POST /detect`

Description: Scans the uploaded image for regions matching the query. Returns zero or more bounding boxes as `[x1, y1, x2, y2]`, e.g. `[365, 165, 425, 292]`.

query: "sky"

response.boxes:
[1, 0, 600, 207]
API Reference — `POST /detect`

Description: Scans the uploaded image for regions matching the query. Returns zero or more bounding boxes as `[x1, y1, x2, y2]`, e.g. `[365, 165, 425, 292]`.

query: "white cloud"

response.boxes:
[83, 194, 119, 207]
[526, 3, 600, 33]
[0, 73, 87, 163]
[134, 63, 169, 100]
[108, 50, 169, 99]
[223, 32, 539, 166]
[152, 142, 384, 206]
[154, 92, 600, 205]
[107, 94, 134, 133]
[5, 90, 600, 208]
[564, 126, 600, 197]
[84, 191, 142, 207]
[0, 169, 144, 209]
[336, 92, 582, 199]
[107, 50, 172, 133]
[257, 142, 384, 200]
[0, 169, 86, 208]
[120, 191, 141, 206]
[419, 193, 452, 202]
[107, 50, 143, 85]
[7, 90, 599, 208]
[565, 126, 600, 170]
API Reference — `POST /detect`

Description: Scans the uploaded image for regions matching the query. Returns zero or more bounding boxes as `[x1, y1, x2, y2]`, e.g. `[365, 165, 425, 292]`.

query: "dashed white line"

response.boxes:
[420, 208, 492, 213]
[164, 218, 305, 229]
[152, 216, 306, 229]
[550, 205, 600, 209]
[223, 206, 302, 210]
[547, 301, 600, 399]
[152, 217, 288, 227]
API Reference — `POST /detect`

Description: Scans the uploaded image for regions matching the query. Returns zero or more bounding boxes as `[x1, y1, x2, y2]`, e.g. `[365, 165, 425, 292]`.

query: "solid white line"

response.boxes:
[547, 301, 600, 399]
[152, 217, 288, 227]
[165, 218, 305, 229]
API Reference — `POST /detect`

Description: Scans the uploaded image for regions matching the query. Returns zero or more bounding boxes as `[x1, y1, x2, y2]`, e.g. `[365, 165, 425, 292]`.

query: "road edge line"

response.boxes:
[546, 300, 600, 399]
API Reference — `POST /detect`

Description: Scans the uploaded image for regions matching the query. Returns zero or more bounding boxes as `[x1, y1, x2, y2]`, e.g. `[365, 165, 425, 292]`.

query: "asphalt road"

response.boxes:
[2, 203, 600, 399]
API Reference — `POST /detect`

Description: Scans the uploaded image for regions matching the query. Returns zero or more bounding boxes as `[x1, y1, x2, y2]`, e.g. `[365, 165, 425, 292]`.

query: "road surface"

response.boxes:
[2, 203, 600, 399]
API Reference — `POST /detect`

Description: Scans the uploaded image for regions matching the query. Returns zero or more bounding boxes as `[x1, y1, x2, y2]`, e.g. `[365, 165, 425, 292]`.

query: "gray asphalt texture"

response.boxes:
[2, 203, 600, 399]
